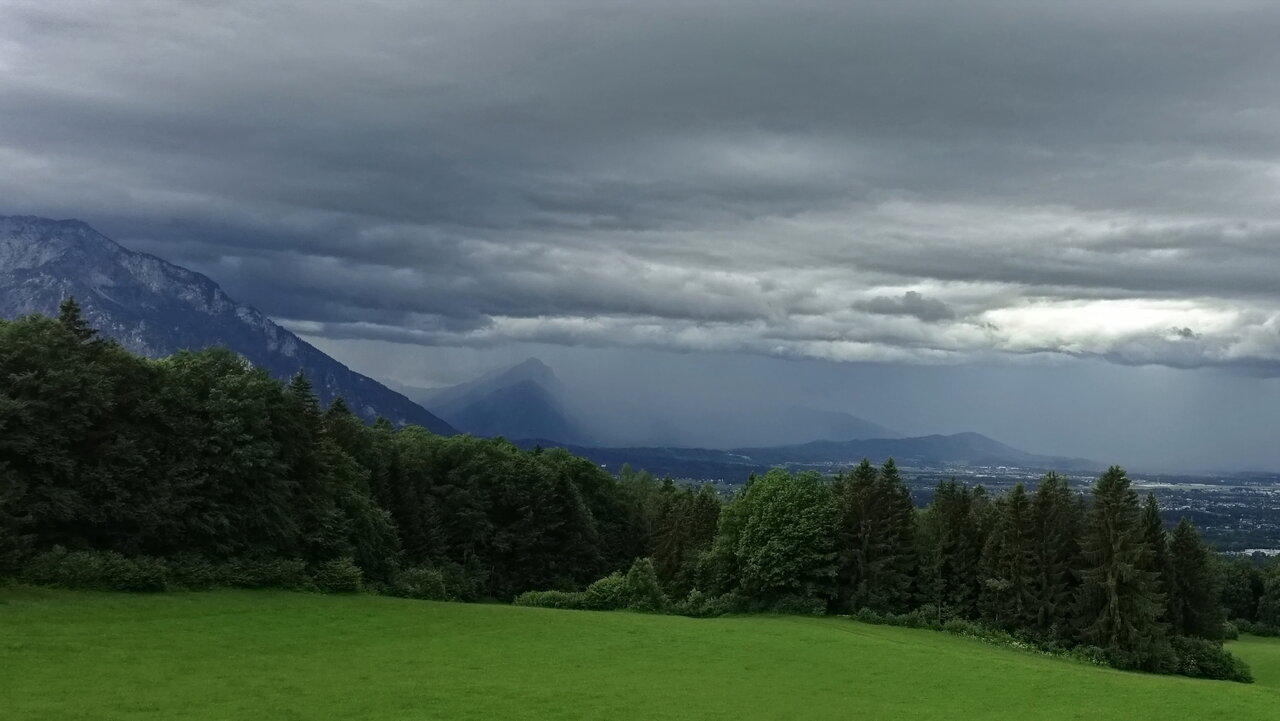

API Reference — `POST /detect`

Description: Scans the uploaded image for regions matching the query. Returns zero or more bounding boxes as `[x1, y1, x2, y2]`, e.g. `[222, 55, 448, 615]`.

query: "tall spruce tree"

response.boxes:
[917, 480, 983, 620]
[1076, 466, 1168, 669]
[1027, 473, 1082, 638]
[978, 483, 1035, 629]
[839, 459, 916, 612]
[1166, 518, 1225, 640]
[56, 296, 97, 342]
[836, 459, 876, 610]
[1140, 493, 1173, 623]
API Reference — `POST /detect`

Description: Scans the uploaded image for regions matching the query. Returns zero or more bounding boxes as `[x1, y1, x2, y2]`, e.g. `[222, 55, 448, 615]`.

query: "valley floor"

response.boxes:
[3, 587, 1278, 720]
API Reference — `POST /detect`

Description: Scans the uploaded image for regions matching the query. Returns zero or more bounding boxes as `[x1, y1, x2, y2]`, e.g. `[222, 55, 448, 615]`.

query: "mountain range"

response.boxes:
[1, 213, 1098, 478]
[402, 356, 900, 449]
[406, 356, 1096, 478]
[0, 214, 455, 434]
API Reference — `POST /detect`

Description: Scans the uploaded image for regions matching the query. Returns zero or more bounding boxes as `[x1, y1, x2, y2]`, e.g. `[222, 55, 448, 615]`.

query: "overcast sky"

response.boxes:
[3, 1, 1279, 469]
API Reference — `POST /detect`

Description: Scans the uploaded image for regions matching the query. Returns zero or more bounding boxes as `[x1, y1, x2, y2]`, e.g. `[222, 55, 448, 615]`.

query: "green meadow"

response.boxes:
[4, 588, 1278, 721]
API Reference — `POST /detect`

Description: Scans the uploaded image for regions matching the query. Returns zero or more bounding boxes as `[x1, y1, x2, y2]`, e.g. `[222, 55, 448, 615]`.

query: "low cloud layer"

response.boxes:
[3, 0, 1280, 372]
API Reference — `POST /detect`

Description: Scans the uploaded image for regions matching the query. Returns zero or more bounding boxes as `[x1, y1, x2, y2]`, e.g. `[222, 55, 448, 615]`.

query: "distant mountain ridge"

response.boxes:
[404, 358, 595, 444]
[734, 432, 1095, 469]
[0, 214, 456, 434]
[515, 432, 1100, 481]
[403, 357, 902, 448]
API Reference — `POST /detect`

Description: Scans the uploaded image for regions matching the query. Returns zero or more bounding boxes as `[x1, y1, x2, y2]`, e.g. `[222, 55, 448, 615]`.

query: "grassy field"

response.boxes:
[3, 587, 1279, 720]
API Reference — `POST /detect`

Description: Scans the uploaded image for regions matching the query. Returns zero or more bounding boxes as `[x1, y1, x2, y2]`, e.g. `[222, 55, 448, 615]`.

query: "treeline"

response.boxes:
[1219, 554, 1280, 636]
[0, 301, 1269, 683]
[0, 300, 714, 601]
[522, 462, 1259, 681]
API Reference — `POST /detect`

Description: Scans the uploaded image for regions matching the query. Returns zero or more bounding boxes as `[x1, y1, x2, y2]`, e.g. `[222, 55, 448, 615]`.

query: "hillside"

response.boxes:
[4, 589, 1277, 721]
[0, 215, 454, 433]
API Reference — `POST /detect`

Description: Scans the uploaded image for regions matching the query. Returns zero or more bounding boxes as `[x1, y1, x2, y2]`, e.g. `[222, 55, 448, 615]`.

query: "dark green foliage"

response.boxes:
[837, 459, 916, 613]
[312, 556, 364, 593]
[623, 557, 668, 611]
[514, 557, 670, 612]
[1234, 619, 1280, 637]
[731, 469, 839, 609]
[652, 483, 721, 598]
[1219, 556, 1263, 622]
[916, 480, 984, 621]
[673, 589, 745, 618]
[56, 296, 96, 342]
[1222, 621, 1239, 641]
[1257, 566, 1280, 627]
[768, 594, 829, 616]
[389, 566, 449, 601]
[0, 311, 170, 556]
[1026, 473, 1083, 638]
[517, 461, 1252, 683]
[0, 305, 636, 602]
[165, 555, 222, 590]
[23, 547, 168, 592]
[1166, 519, 1225, 640]
[216, 557, 312, 590]
[1140, 493, 1173, 622]
[1167, 636, 1253, 682]
[846, 605, 1249, 683]
[1076, 467, 1168, 670]
[978, 484, 1035, 630]
[582, 572, 628, 610]
[612, 468, 721, 599]
[512, 590, 587, 609]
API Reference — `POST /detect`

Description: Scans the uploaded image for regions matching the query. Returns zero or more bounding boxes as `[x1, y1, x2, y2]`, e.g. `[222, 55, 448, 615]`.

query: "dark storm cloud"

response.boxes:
[2, 0, 1280, 369]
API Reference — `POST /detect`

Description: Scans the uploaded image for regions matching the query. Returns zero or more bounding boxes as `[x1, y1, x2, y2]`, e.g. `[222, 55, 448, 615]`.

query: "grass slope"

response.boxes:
[3, 588, 1278, 720]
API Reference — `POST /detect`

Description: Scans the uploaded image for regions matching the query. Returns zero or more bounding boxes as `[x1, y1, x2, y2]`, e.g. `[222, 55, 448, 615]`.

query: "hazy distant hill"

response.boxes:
[735, 432, 1096, 469]
[0, 214, 456, 434]
[404, 358, 594, 444]
[517, 431, 1099, 481]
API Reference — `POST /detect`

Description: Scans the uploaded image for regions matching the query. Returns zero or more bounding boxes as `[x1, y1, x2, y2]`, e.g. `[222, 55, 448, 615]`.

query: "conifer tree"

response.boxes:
[1140, 493, 1173, 622]
[1076, 466, 1168, 669]
[654, 487, 694, 582]
[1167, 518, 1225, 640]
[836, 459, 877, 610]
[286, 371, 321, 420]
[56, 296, 96, 342]
[839, 459, 916, 612]
[979, 483, 1035, 629]
[917, 480, 983, 620]
[1027, 473, 1082, 638]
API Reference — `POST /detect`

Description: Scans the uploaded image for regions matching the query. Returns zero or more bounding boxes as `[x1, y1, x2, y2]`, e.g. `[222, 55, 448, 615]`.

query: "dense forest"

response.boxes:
[4, 300, 1280, 683]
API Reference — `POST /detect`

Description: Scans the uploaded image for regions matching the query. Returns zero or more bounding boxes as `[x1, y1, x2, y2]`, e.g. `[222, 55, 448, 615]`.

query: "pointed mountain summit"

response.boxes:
[0, 214, 456, 434]
[422, 357, 559, 410]
[408, 357, 594, 444]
